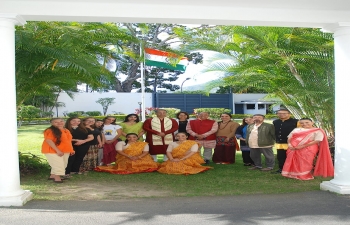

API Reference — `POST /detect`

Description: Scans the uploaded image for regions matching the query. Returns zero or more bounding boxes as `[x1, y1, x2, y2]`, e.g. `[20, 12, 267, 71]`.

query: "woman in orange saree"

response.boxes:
[158, 132, 212, 175]
[95, 133, 159, 174]
[282, 118, 334, 180]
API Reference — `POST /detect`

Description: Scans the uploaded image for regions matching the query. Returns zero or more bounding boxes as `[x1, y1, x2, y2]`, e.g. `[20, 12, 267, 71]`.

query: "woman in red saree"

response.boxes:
[158, 132, 212, 175]
[95, 133, 159, 174]
[282, 118, 334, 180]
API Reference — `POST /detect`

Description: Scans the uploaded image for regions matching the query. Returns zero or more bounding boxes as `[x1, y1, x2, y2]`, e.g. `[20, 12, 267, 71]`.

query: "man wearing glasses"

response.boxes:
[272, 109, 299, 174]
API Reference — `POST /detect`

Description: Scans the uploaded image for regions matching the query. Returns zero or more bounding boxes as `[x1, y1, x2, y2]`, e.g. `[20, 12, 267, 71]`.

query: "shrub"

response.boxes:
[19, 152, 49, 175]
[90, 115, 127, 122]
[67, 111, 84, 117]
[17, 105, 42, 127]
[85, 111, 102, 116]
[194, 108, 231, 120]
[111, 111, 125, 115]
[147, 107, 181, 119]
[41, 111, 54, 118]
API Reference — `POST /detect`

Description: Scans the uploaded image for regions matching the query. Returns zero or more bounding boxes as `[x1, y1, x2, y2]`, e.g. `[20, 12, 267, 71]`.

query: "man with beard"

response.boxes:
[246, 114, 275, 171]
[143, 109, 178, 162]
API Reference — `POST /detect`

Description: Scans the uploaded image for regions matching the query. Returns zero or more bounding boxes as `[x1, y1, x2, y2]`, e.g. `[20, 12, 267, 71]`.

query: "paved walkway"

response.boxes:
[1, 191, 350, 225]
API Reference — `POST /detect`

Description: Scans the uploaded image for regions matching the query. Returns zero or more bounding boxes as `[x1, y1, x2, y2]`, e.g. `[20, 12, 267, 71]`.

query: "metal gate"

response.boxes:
[154, 93, 233, 114]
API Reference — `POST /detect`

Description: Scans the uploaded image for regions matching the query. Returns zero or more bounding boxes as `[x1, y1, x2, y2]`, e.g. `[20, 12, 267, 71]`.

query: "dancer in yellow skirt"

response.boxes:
[95, 133, 159, 174]
[158, 132, 212, 175]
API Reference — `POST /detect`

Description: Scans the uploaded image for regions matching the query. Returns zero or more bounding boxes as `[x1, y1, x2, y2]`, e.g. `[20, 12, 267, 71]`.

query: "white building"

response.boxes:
[55, 92, 278, 116]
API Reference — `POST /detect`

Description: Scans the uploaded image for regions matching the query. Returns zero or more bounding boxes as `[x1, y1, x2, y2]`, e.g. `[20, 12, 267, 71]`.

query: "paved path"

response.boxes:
[1, 191, 350, 225]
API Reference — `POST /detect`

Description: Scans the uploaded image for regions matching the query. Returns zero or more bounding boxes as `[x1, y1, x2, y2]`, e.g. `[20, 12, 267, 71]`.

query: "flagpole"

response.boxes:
[140, 43, 146, 122]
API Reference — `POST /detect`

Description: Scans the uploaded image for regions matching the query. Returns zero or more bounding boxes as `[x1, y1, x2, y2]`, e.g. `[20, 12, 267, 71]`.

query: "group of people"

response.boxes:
[41, 108, 334, 183]
[241, 109, 334, 180]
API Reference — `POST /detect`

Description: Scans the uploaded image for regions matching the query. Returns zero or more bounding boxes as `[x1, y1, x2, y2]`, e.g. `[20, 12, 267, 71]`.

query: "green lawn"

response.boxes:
[18, 124, 330, 201]
[18, 124, 47, 155]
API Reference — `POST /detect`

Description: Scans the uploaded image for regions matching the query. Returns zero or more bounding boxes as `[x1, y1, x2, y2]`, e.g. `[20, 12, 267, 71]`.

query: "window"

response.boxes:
[258, 104, 265, 109]
[247, 104, 255, 109]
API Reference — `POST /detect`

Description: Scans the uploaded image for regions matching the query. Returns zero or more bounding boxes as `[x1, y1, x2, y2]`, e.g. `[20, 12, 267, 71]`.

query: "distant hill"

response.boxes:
[182, 82, 218, 93]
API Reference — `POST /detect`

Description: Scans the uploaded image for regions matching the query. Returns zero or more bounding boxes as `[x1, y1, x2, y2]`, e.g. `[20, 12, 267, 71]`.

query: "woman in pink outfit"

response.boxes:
[282, 118, 334, 180]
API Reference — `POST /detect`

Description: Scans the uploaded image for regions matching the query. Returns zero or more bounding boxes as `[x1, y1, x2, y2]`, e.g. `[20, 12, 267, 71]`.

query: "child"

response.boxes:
[101, 116, 121, 165]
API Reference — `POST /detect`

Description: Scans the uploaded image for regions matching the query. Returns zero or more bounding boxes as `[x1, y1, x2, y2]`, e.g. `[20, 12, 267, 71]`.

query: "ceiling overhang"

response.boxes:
[1, 0, 350, 28]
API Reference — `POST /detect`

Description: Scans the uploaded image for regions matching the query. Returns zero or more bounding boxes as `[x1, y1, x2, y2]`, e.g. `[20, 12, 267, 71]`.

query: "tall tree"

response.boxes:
[96, 97, 116, 116]
[107, 23, 199, 92]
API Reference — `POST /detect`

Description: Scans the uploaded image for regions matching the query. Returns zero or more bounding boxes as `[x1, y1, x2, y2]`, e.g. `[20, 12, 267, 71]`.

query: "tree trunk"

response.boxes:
[114, 61, 140, 92]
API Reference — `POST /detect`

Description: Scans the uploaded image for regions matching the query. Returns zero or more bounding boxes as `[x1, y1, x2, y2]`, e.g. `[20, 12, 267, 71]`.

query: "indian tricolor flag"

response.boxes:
[145, 48, 188, 71]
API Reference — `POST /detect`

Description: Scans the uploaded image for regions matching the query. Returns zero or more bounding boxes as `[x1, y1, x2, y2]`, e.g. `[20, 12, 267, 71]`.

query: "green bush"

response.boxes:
[66, 111, 86, 117]
[85, 111, 102, 116]
[19, 152, 49, 175]
[16, 114, 278, 125]
[194, 108, 231, 120]
[92, 115, 127, 121]
[41, 111, 54, 118]
[147, 108, 181, 119]
[231, 114, 277, 120]
[17, 105, 42, 127]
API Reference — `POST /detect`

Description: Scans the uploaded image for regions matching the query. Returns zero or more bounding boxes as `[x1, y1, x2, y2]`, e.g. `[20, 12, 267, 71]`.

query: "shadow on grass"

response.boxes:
[20, 156, 331, 201]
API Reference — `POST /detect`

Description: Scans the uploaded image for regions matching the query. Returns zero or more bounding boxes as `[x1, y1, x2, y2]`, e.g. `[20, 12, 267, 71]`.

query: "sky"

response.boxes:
[157, 25, 222, 89]
[173, 63, 215, 88]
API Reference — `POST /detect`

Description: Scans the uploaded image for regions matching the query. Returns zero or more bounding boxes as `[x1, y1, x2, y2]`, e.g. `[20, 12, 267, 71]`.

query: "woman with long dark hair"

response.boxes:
[212, 113, 240, 164]
[235, 117, 255, 166]
[175, 111, 190, 136]
[79, 117, 102, 173]
[41, 118, 74, 183]
[64, 117, 94, 176]
[95, 133, 158, 174]
[95, 119, 105, 166]
[120, 114, 144, 141]
[158, 132, 212, 175]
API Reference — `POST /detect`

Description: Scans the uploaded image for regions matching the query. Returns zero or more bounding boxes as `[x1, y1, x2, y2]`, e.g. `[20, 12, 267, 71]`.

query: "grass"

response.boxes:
[18, 124, 330, 201]
[18, 124, 47, 155]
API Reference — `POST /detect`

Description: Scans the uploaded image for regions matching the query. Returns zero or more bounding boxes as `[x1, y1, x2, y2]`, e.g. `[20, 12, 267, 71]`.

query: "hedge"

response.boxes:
[18, 114, 279, 123]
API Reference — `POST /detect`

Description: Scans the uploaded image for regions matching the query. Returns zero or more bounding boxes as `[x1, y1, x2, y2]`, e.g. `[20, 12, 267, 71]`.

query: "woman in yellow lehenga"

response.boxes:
[158, 132, 212, 175]
[95, 133, 159, 174]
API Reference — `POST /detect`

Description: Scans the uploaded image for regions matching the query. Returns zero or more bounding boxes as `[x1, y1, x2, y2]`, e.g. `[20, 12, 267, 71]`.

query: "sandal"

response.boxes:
[48, 177, 65, 180]
[53, 180, 63, 183]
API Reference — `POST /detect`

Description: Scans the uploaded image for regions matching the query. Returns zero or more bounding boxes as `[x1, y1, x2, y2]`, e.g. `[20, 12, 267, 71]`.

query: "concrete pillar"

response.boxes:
[320, 23, 350, 194]
[0, 14, 33, 206]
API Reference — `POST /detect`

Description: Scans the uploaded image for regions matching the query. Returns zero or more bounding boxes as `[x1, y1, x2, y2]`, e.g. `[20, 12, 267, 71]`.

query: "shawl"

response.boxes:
[151, 117, 174, 145]
[311, 129, 334, 177]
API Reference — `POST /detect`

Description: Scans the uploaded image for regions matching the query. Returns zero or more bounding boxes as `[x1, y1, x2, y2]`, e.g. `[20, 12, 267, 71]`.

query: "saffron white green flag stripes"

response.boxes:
[145, 48, 188, 71]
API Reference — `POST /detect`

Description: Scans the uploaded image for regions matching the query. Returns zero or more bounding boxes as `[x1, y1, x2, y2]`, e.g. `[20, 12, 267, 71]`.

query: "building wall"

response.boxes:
[55, 92, 275, 116]
[233, 93, 269, 102]
[55, 92, 153, 116]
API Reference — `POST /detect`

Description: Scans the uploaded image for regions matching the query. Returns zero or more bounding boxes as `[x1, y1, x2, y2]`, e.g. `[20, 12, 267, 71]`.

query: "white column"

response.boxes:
[320, 23, 350, 194]
[0, 14, 33, 206]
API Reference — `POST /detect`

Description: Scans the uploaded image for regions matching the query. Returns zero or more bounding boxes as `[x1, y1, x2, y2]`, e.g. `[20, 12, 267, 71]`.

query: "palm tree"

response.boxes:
[54, 102, 66, 117]
[15, 21, 133, 106]
[179, 26, 334, 136]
